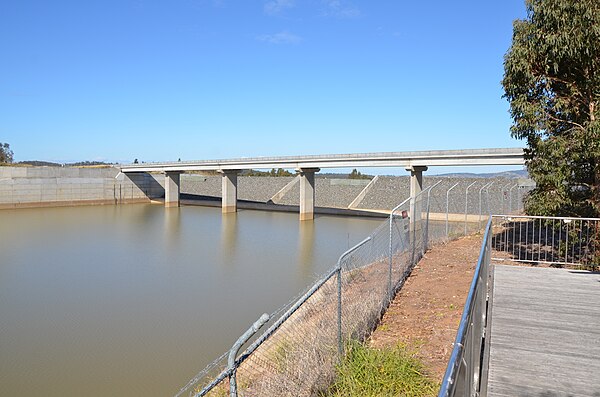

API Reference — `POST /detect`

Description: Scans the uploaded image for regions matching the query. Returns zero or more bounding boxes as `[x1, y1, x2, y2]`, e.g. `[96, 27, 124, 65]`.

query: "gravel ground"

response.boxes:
[181, 175, 294, 202]
[276, 178, 368, 208]
[369, 234, 483, 381]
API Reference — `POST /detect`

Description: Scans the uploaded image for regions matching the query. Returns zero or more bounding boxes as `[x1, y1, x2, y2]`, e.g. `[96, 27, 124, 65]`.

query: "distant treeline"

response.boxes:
[16, 160, 113, 167]
[244, 168, 295, 177]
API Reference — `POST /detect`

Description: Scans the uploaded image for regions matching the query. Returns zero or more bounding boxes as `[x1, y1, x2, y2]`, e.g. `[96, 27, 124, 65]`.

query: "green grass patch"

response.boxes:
[321, 341, 438, 397]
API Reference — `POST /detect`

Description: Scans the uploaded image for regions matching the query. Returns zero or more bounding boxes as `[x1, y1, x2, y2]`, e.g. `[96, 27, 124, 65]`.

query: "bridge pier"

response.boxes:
[298, 168, 320, 221]
[406, 166, 427, 212]
[406, 166, 427, 262]
[220, 170, 239, 213]
[165, 171, 182, 208]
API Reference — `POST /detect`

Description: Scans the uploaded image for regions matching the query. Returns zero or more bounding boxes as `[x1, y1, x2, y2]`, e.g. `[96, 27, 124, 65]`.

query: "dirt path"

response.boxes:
[369, 234, 483, 381]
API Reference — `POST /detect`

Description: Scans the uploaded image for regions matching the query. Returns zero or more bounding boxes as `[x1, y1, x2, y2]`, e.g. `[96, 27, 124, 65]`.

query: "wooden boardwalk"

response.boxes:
[487, 265, 600, 397]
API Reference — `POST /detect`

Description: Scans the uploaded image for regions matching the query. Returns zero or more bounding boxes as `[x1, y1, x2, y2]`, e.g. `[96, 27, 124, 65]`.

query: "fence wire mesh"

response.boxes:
[176, 183, 528, 397]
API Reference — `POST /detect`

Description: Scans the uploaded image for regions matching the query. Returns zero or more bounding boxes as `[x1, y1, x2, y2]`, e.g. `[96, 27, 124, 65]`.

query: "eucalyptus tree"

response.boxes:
[502, 0, 600, 218]
[0, 142, 13, 164]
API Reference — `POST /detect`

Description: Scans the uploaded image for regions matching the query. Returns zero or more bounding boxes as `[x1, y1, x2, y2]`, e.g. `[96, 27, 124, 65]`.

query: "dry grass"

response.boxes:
[197, 253, 411, 397]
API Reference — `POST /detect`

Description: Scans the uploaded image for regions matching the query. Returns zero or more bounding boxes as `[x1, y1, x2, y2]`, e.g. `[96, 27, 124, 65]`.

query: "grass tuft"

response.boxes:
[321, 341, 438, 397]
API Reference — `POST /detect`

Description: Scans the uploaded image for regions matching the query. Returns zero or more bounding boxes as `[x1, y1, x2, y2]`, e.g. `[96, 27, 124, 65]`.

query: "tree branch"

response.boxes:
[545, 112, 585, 130]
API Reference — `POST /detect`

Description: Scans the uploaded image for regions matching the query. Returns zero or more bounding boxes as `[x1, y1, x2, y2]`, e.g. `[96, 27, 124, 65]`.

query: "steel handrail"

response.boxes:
[493, 214, 600, 222]
[438, 217, 493, 397]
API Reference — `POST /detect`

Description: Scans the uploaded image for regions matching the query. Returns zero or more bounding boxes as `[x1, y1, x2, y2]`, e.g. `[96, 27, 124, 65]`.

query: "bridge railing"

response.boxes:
[175, 184, 460, 397]
[439, 214, 600, 397]
[491, 215, 600, 268]
[438, 218, 493, 397]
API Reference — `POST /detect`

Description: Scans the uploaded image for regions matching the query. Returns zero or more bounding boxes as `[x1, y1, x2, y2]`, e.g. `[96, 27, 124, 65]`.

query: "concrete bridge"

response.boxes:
[119, 148, 525, 220]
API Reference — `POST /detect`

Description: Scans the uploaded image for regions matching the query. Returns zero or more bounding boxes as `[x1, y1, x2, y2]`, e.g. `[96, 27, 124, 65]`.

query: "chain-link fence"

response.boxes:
[175, 181, 499, 397]
[422, 179, 535, 241]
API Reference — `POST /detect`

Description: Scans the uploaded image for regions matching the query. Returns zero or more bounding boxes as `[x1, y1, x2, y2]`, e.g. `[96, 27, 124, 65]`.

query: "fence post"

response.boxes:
[388, 198, 411, 301]
[335, 236, 372, 359]
[411, 195, 417, 266]
[424, 186, 432, 254]
[337, 264, 343, 358]
[446, 182, 459, 239]
[465, 181, 477, 236]
[479, 182, 492, 229]
[485, 181, 495, 215]
[424, 181, 441, 253]
[228, 313, 269, 397]
[500, 183, 512, 214]
[509, 184, 518, 214]
[388, 212, 394, 300]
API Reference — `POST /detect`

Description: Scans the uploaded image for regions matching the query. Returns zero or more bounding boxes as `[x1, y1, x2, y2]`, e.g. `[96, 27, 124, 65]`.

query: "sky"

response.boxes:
[0, 0, 528, 173]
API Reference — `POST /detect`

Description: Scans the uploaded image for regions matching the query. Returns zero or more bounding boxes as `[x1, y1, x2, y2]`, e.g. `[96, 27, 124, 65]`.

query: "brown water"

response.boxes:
[0, 204, 383, 396]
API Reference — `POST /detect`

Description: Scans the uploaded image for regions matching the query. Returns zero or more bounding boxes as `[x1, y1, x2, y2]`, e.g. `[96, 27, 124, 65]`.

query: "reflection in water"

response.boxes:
[164, 207, 182, 246]
[220, 212, 238, 267]
[0, 204, 383, 397]
[297, 221, 316, 279]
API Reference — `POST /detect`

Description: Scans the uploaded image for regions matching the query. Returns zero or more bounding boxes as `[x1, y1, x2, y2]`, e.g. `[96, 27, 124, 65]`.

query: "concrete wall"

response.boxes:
[0, 166, 164, 209]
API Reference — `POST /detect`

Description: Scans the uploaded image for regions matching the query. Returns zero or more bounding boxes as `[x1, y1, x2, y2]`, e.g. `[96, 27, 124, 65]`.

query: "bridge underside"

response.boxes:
[121, 148, 524, 221]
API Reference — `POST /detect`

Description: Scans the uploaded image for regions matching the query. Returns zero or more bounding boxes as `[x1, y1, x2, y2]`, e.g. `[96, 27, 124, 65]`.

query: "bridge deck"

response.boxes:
[487, 265, 600, 397]
[119, 147, 524, 172]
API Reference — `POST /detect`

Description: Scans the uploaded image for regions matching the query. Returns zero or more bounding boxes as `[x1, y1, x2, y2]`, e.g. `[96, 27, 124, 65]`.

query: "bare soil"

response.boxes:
[369, 234, 483, 381]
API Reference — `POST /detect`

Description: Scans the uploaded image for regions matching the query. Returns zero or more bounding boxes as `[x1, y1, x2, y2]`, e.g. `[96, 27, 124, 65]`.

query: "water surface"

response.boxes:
[0, 204, 382, 396]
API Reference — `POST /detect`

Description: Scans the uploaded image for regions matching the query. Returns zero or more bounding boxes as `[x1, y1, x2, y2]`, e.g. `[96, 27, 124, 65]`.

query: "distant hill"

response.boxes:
[17, 160, 112, 167]
[433, 169, 529, 179]
[18, 160, 62, 167]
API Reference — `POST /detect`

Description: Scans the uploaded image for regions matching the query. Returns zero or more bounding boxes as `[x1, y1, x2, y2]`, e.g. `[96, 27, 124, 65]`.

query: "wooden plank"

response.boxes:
[487, 265, 600, 397]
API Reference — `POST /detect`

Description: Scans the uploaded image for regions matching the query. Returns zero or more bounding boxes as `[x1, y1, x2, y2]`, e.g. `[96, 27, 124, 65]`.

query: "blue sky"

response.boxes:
[1, 0, 527, 172]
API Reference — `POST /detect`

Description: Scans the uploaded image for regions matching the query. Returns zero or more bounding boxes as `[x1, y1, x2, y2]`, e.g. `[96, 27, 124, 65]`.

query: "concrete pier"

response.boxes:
[165, 172, 181, 208]
[220, 170, 239, 213]
[406, 166, 427, 260]
[298, 168, 320, 221]
[406, 166, 427, 222]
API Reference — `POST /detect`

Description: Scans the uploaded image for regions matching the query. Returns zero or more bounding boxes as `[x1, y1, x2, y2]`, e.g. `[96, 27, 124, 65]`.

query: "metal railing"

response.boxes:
[438, 218, 493, 397]
[439, 214, 600, 397]
[491, 215, 600, 267]
[175, 184, 458, 397]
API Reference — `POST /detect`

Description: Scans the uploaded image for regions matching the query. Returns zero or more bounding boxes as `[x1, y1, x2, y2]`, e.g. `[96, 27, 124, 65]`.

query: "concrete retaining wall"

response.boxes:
[0, 166, 164, 209]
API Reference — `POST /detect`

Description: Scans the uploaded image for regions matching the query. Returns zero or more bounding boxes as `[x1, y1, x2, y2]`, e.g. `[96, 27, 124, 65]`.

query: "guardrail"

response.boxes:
[438, 217, 493, 397]
[491, 215, 600, 267]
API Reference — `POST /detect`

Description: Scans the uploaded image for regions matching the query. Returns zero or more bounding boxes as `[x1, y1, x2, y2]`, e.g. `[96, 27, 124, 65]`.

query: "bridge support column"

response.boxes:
[298, 168, 320, 221]
[220, 170, 239, 213]
[406, 166, 427, 262]
[164, 171, 182, 208]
